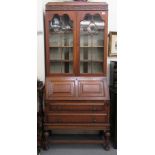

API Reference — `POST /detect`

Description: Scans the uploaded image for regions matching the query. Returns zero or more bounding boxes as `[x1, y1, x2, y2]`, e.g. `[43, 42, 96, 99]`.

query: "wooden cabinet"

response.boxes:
[43, 2, 110, 150]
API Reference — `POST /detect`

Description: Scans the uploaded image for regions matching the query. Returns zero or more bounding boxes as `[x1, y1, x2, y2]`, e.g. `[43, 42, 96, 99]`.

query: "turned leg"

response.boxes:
[103, 131, 110, 151]
[43, 131, 49, 150]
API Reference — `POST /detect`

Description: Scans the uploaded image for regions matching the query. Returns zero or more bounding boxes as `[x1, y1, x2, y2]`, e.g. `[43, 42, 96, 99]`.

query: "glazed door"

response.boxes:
[77, 11, 108, 76]
[45, 11, 76, 76]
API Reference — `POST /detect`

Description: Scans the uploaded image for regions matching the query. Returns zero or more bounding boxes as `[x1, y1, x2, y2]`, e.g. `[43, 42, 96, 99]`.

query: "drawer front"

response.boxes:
[47, 104, 107, 112]
[45, 114, 108, 123]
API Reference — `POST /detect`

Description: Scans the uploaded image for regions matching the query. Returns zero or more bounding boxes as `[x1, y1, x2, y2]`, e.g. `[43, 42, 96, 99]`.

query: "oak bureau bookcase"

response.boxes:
[44, 1, 110, 150]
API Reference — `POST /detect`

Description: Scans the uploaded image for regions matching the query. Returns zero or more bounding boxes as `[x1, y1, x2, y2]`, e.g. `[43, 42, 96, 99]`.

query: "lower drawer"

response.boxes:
[46, 103, 107, 112]
[45, 113, 108, 123]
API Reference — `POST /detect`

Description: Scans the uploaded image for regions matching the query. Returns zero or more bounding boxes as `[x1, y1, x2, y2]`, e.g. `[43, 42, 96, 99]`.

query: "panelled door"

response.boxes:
[77, 11, 108, 76]
[45, 11, 108, 76]
[45, 11, 77, 76]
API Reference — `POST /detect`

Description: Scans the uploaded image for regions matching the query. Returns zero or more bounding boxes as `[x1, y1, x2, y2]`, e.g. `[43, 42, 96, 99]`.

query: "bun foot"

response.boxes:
[103, 131, 110, 151]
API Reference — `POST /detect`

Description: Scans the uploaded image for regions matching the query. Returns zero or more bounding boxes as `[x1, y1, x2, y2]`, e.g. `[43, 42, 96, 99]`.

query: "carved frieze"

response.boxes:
[46, 3, 108, 11]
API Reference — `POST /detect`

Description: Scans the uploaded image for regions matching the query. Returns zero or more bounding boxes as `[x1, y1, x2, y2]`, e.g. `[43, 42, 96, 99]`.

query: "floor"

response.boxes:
[40, 144, 117, 155]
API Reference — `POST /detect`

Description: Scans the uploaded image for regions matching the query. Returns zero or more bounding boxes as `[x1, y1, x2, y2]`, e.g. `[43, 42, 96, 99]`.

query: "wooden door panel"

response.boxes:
[77, 11, 108, 76]
[78, 81, 104, 97]
[46, 77, 76, 99]
[77, 77, 109, 99]
[45, 77, 109, 100]
[45, 11, 77, 76]
[50, 81, 74, 96]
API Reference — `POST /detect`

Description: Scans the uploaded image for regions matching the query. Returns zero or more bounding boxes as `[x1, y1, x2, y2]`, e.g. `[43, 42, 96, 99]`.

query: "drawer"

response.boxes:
[45, 113, 108, 123]
[47, 103, 107, 112]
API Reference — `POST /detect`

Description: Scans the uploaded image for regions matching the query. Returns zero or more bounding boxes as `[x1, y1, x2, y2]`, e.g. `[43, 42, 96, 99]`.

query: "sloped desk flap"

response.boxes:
[45, 77, 109, 100]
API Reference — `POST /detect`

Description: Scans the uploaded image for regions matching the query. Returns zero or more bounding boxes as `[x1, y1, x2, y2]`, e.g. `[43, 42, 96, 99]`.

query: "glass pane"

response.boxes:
[62, 62, 73, 73]
[49, 14, 73, 74]
[80, 14, 104, 74]
[92, 62, 103, 73]
[50, 62, 61, 73]
[80, 48, 91, 61]
[50, 48, 61, 60]
[62, 48, 73, 61]
[80, 62, 91, 73]
[92, 48, 103, 61]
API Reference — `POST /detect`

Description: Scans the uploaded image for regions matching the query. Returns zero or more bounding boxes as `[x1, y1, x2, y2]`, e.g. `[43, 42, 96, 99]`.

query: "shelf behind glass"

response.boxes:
[80, 62, 103, 74]
[80, 32, 104, 47]
[80, 47, 103, 62]
[50, 62, 61, 73]
[50, 61, 73, 74]
[92, 62, 103, 73]
[50, 47, 73, 61]
[49, 32, 73, 47]
[50, 60, 73, 62]
[49, 45, 73, 48]
[49, 30, 73, 34]
[80, 60, 103, 63]
[80, 62, 91, 74]
[80, 46, 104, 48]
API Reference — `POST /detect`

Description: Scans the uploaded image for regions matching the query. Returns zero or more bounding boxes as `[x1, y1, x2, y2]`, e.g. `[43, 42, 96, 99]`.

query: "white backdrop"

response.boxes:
[37, 0, 117, 81]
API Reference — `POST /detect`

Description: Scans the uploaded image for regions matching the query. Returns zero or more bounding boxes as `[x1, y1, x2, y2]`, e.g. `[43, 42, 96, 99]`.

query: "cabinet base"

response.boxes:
[43, 132, 110, 151]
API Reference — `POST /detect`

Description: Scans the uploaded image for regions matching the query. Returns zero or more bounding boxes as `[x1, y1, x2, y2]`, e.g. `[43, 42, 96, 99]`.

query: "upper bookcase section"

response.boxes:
[45, 2, 108, 11]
